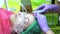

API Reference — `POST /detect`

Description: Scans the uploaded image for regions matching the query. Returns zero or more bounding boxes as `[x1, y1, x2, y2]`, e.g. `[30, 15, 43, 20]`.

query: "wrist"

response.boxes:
[46, 30, 54, 34]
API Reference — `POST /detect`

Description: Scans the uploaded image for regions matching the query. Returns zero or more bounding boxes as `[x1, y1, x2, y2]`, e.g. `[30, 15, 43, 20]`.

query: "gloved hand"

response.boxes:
[34, 13, 50, 33]
[35, 4, 60, 14]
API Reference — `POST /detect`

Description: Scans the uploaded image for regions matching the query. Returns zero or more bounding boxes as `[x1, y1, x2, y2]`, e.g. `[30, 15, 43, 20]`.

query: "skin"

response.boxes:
[10, 12, 54, 34]
[10, 12, 35, 34]
[46, 30, 54, 34]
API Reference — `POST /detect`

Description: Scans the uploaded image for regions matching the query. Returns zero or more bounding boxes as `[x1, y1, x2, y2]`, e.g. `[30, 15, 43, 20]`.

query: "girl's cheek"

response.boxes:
[25, 14, 35, 26]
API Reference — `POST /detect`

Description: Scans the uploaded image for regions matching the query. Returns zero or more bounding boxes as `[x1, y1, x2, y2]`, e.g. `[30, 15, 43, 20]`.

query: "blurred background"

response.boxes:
[0, 0, 60, 34]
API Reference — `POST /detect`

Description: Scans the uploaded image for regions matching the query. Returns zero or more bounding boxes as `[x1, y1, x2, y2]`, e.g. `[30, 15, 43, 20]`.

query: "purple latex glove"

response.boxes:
[35, 4, 60, 13]
[34, 13, 50, 33]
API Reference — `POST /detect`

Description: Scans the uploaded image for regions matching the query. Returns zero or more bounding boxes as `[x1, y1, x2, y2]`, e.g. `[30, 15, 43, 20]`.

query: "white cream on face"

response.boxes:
[12, 12, 26, 34]
[10, 12, 35, 34]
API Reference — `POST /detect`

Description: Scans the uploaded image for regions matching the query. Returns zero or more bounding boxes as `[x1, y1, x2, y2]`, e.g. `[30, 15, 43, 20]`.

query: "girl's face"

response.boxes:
[10, 12, 35, 33]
